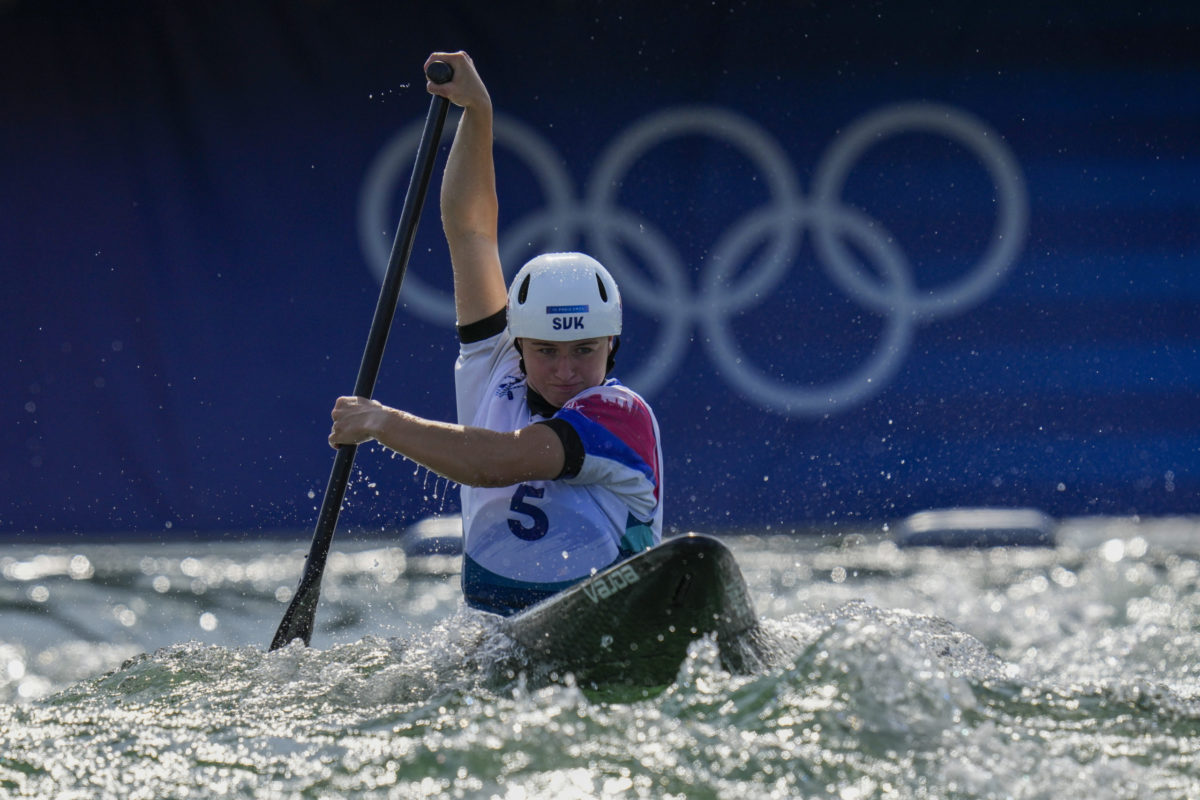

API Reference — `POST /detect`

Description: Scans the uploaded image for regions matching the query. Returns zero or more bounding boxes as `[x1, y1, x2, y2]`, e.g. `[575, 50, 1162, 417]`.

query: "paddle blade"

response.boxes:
[269, 570, 321, 649]
[268, 444, 357, 650]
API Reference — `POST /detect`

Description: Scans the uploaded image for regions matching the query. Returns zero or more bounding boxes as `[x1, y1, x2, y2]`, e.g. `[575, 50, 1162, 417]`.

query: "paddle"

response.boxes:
[269, 60, 455, 650]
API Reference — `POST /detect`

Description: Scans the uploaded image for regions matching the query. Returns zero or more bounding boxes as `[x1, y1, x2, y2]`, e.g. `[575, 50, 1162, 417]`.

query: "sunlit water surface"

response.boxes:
[2, 516, 1199, 798]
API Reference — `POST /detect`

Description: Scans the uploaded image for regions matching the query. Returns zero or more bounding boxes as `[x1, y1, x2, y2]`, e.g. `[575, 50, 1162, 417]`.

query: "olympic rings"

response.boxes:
[810, 103, 1028, 320]
[358, 101, 1027, 416]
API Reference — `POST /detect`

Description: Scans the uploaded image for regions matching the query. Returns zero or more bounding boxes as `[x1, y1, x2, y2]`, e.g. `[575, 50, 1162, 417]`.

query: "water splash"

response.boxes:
[4, 522, 1200, 797]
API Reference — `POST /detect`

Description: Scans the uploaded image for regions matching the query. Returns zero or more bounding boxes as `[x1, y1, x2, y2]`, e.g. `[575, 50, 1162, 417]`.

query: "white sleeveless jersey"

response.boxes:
[454, 326, 663, 613]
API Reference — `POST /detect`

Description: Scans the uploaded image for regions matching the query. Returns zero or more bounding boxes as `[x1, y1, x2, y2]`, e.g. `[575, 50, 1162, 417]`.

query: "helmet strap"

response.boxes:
[513, 339, 526, 375]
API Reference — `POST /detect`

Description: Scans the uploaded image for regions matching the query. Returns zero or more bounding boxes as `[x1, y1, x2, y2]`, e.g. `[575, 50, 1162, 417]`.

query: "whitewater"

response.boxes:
[2, 516, 1198, 798]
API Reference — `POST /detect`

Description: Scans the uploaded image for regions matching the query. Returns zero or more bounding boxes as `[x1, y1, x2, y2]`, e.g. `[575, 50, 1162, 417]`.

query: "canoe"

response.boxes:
[500, 533, 761, 688]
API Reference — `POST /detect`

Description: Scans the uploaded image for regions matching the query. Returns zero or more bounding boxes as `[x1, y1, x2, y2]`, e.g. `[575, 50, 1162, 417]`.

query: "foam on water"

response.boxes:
[2, 518, 1200, 798]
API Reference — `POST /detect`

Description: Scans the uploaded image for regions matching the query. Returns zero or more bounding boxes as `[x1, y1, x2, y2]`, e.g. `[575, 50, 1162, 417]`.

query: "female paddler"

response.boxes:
[328, 51, 664, 615]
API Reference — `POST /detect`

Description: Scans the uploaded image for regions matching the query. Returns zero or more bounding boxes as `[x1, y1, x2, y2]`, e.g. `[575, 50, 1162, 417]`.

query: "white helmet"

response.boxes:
[507, 253, 622, 341]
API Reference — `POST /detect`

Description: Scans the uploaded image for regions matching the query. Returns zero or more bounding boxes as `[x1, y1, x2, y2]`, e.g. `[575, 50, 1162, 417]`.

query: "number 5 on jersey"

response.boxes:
[507, 484, 549, 540]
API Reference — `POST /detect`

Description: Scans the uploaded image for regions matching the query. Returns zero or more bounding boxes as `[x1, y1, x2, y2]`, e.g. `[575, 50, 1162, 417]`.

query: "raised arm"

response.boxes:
[425, 51, 508, 327]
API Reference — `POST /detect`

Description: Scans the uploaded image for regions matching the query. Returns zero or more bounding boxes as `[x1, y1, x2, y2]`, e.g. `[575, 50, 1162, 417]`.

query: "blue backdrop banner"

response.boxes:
[2, 1, 1197, 537]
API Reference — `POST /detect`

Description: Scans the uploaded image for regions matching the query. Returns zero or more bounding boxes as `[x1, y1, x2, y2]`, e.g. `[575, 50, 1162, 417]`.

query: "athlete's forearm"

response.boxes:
[440, 77, 506, 325]
[441, 98, 498, 246]
[362, 405, 562, 488]
[424, 52, 505, 325]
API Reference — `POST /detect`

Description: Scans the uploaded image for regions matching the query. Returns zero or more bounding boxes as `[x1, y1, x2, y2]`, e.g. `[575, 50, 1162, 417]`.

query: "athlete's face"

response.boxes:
[520, 337, 611, 408]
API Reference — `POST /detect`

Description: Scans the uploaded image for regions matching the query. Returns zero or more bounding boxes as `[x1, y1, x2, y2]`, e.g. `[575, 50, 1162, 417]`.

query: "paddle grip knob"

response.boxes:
[426, 61, 454, 85]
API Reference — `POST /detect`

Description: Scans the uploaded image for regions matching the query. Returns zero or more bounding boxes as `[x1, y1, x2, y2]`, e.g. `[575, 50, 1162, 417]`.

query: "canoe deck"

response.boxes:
[500, 534, 760, 687]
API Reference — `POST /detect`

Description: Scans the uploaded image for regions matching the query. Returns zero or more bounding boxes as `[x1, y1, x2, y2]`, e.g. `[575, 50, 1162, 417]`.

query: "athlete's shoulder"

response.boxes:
[563, 381, 655, 422]
[556, 380, 662, 498]
[455, 325, 525, 426]
[560, 382, 659, 453]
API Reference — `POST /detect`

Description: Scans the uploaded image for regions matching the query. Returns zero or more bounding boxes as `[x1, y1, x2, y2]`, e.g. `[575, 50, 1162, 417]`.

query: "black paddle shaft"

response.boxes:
[270, 62, 454, 651]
